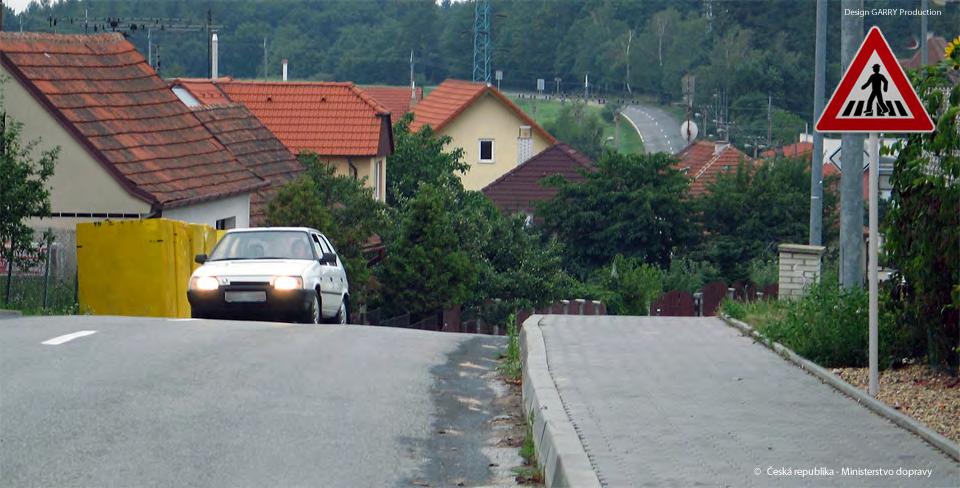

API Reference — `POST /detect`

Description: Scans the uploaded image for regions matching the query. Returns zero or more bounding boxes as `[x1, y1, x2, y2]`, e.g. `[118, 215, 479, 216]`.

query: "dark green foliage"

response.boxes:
[544, 104, 604, 160]
[693, 157, 837, 282]
[267, 153, 386, 312]
[376, 183, 476, 319]
[884, 58, 960, 371]
[387, 113, 468, 206]
[537, 151, 697, 277]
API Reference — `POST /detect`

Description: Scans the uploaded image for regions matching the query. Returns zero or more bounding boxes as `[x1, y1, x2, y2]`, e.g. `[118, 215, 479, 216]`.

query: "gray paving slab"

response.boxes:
[538, 315, 959, 487]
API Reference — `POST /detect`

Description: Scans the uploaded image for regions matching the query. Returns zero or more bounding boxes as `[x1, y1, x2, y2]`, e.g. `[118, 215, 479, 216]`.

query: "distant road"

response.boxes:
[620, 104, 688, 155]
[0, 316, 508, 487]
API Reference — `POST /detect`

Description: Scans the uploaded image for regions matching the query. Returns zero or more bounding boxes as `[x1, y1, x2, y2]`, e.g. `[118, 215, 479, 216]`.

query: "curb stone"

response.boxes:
[0, 309, 22, 319]
[520, 315, 602, 488]
[720, 314, 960, 463]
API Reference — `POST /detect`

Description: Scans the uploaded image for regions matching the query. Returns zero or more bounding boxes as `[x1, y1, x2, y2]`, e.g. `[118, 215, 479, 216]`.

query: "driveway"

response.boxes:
[535, 315, 958, 487]
[620, 104, 687, 155]
[0, 316, 510, 487]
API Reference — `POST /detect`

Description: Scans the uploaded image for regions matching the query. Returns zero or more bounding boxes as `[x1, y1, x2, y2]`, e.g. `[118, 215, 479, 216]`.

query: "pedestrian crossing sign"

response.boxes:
[816, 26, 934, 133]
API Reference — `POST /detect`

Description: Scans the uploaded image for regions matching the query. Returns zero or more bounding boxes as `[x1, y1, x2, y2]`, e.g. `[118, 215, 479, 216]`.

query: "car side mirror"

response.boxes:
[320, 252, 337, 265]
[195, 254, 208, 264]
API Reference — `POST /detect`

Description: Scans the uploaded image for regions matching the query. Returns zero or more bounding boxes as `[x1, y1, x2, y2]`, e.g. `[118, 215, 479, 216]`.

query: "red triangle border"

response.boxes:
[815, 26, 934, 133]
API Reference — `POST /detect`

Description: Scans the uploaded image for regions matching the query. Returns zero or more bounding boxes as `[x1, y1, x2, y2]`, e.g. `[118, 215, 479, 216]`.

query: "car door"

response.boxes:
[312, 233, 341, 317]
[320, 234, 348, 296]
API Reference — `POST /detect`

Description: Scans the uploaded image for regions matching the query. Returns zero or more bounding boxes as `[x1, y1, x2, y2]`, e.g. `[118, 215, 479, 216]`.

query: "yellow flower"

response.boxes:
[945, 35, 960, 59]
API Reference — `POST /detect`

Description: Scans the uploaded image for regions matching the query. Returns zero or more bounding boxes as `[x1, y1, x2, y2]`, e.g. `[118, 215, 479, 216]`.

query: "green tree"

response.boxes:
[387, 113, 468, 206]
[377, 183, 476, 319]
[884, 55, 960, 372]
[544, 104, 605, 160]
[537, 151, 696, 276]
[693, 157, 837, 282]
[266, 153, 385, 314]
[0, 99, 59, 304]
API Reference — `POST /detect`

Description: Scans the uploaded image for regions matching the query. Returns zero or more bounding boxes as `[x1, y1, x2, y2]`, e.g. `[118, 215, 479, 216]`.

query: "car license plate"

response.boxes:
[225, 291, 267, 303]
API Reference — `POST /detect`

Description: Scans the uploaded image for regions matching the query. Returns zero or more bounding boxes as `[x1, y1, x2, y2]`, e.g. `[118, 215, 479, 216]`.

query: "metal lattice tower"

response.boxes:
[472, 0, 491, 83]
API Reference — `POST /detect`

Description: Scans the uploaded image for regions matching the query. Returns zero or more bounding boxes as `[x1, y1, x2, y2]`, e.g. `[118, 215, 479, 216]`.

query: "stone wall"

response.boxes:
[778, 243, 826, 300]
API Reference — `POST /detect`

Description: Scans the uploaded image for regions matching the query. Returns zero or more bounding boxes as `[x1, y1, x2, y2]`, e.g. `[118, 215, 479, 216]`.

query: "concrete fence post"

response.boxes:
[591, 300, 602, 315]
[561, 299, 570, 314]
[693, 292, 703, 317]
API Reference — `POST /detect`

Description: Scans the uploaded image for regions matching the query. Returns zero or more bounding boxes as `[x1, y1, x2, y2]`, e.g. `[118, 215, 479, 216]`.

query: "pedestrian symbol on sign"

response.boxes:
[861, 64, 888, 116]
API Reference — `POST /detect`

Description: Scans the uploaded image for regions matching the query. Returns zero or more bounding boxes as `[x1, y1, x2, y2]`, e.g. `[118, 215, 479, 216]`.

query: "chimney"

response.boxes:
[714, 141, 729, 155]
[211, 33, 219, 81]
[282, 59, 288, 81]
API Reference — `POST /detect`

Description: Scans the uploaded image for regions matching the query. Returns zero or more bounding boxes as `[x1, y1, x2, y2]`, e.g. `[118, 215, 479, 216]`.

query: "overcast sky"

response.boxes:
[5, 0, 38, 14]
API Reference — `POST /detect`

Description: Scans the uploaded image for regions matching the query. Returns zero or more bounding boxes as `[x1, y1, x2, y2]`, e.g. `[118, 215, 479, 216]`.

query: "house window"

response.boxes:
[518, 126, 532, 138]
[216, 216, 236, 230]
[479, 139, 494, 163]
[374, 159, 384, 201]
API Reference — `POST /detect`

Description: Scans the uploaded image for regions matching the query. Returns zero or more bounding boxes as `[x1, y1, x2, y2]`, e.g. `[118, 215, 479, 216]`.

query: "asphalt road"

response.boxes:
[620, 104, 687, 155]
[0, 316, 508, 487]
[538, 315, 959, 487]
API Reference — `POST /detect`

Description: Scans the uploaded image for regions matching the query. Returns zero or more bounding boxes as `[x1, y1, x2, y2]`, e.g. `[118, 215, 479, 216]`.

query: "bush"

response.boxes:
[662, 257, 720, 293]
[751, 278, 908, 369]
[591, 255, 663, 315]
[747, 257, 778, 288]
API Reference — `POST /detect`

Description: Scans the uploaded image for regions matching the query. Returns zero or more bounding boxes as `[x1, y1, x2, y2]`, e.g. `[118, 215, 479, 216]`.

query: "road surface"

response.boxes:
[536, 315, 958, 487]
[0, 316, 512, 487]
[620, 104, 688, 155]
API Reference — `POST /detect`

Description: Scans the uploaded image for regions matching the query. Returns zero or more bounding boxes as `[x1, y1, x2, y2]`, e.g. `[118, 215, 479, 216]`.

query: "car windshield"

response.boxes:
[208, 231, 315, 261]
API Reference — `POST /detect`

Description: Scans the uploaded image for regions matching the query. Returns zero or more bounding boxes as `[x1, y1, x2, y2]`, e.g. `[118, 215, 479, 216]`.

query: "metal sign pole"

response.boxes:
[868, 131, 879, 397]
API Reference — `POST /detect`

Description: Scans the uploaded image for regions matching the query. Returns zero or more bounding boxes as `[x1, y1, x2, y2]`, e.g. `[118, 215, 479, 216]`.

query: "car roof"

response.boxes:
[224, 227, 322, 234]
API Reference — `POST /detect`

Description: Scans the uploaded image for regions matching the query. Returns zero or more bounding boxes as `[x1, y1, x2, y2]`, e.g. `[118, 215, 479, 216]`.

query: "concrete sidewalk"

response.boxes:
[534, 315, 958, 487]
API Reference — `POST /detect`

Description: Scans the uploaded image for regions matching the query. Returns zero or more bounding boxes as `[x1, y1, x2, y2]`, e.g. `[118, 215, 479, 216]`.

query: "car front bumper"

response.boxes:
[187, 283, 313, 321]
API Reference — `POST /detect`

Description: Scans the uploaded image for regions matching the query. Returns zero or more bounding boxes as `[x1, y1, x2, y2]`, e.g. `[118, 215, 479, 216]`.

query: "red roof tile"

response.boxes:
[170, 77, 232, 105]
[760, 141, 813, 159]
[676, 141, 752, 197]
[899, 36, 948, 70]
[411, 79, 555, 143]
[363, 85, 422, 118]
[0, 32, 265, 209]
[175, 79, 393, 157]
[192, 104, 304, 226]
[482, 143, 592, 215]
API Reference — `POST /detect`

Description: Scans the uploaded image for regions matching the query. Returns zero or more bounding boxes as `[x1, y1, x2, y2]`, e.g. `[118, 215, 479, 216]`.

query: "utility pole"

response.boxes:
[766, 93, 772, 148]
[147, 28, 152, 67]
[584, 73, 589, 100]
[840, 0, 865, 290]
[205, 7, 212, 78]
[921, 0, 928, 66]
[810, 0, 826, 246]
[472, 0, 491, 83]
[624, 29, 633, 94]
[263, 37, 268, 79]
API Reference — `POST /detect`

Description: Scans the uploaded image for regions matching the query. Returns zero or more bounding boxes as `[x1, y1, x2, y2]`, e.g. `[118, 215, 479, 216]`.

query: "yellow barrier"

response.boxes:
[76, 219, 221, 318]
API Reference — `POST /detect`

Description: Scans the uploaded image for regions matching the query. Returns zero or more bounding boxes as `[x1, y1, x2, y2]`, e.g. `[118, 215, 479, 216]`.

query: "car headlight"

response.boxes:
[273, 276, 303, 290]
[191, 276, 220, 291]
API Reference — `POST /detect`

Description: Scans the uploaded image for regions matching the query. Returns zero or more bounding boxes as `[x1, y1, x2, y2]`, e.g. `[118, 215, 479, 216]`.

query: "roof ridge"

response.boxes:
[0, 32, 123, 43]
[349, 84, 390, 115]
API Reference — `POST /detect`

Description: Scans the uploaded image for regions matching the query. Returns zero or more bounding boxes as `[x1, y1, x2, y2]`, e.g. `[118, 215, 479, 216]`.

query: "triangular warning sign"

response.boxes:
[816, 26, 934, 133]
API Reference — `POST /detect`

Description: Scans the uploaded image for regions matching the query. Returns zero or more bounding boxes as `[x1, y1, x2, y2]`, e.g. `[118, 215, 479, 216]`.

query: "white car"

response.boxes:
[187, 228, 349, 324]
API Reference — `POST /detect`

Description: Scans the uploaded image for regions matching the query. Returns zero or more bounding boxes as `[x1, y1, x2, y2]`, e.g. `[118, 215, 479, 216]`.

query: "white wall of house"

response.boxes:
[162, 193, 251, 229]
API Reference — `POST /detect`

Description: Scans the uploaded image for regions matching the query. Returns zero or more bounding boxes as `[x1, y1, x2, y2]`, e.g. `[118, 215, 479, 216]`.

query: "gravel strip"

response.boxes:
[833, 365, 960, 444]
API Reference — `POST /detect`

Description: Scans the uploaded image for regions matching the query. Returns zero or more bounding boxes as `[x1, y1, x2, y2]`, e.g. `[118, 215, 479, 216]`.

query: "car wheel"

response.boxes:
[334, 297, 349, 325]
[303, 291, 321, 324]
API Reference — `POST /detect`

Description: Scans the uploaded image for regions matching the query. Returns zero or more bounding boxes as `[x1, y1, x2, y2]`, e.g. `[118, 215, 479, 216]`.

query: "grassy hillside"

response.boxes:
[511, 97, 644, 155]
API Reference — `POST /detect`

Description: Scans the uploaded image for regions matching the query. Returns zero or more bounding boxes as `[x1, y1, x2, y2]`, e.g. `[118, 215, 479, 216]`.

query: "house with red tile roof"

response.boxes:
[362, 85, 422, 119]
[482, 143, 592, 217]
[171, 78, 393, 201]
[0, 32, 266, 230]
[191, 104, 304, 226]
[675, 141, 752, 197]
[899, 35, 949, 70]
[410, 79, 556, 191]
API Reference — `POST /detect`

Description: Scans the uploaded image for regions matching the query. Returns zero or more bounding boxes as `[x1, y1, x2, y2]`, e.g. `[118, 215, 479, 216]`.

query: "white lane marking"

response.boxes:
[42, 330, 98, 345]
